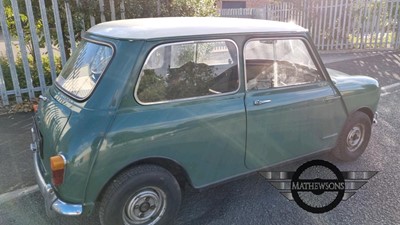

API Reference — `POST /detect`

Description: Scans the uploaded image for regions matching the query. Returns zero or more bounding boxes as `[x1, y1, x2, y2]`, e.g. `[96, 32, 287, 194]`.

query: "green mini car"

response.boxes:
[31, 17, 379, 225]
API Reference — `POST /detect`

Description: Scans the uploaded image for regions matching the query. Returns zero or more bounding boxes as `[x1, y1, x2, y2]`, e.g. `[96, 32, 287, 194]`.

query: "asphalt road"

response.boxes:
[0, 51, 399, 225]
[323, 50, 400, 86]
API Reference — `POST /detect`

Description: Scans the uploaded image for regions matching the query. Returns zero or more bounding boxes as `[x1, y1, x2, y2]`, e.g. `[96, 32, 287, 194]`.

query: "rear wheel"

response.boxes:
[332, 111, 372, 161]
[99, 164, 181, 225]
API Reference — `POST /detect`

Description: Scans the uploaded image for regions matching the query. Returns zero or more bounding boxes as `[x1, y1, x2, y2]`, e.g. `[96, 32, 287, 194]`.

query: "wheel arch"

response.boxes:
[353, 107, 374, 123]
[332, 107, 373, 161]
[335, 106, 374, 147]
[96, 157, 193, 202]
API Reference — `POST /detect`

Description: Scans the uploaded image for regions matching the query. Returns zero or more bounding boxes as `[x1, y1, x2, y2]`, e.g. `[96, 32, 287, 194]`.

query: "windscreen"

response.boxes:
[55, 40, 113, 100]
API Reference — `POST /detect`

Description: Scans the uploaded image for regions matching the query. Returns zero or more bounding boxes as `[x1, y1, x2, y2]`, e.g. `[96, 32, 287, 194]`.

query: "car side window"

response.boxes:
[136, 40, 239, 104]
[244, 39, 323, 91]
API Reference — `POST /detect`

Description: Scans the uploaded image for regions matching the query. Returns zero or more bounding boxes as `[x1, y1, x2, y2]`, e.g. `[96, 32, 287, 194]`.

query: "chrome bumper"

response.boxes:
[31, 127, 83, 217]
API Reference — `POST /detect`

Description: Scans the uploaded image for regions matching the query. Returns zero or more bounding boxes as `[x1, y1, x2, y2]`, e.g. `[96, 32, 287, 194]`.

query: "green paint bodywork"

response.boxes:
[328, 68, 380, 114]
[245, 81, 347, 169]
[34, 32, 380, 214]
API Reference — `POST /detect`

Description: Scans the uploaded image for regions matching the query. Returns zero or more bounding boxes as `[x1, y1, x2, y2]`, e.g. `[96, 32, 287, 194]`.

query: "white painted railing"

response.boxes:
[0, 0, 399, 106]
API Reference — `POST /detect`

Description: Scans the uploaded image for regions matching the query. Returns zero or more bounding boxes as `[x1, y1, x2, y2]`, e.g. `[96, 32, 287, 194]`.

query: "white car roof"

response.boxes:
[87, 17, 307, 40]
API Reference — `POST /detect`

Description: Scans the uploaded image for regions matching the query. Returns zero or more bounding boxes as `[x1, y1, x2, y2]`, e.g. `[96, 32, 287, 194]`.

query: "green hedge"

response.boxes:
[1, 55, 62, 92]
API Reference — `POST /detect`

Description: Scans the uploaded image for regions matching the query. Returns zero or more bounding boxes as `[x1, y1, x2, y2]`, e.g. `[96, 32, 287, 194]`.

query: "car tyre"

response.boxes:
[332, 111, 372, 161]
[99, 164, 181, 225]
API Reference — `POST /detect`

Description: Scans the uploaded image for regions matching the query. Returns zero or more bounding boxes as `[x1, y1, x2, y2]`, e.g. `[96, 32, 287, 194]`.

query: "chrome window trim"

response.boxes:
[55, 37, 115, 101]
[243, 37, 327, 92]
[134, 39, 241, 106]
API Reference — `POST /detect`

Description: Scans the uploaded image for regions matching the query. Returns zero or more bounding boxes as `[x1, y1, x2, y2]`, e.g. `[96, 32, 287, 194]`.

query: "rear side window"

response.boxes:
[135, 40, 239, 104]
[56, 40, 113, 100]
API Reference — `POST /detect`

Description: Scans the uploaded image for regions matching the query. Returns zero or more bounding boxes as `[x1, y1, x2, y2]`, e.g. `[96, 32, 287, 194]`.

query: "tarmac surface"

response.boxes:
[0, 113, 35, 194]
[0, 50, 400, 225]
[322, 50, 400, 86]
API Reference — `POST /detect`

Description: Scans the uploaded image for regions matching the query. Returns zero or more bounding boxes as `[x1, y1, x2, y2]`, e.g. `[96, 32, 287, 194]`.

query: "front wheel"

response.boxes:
[99, 164, 182, 225]
[332, 111, 372, 161]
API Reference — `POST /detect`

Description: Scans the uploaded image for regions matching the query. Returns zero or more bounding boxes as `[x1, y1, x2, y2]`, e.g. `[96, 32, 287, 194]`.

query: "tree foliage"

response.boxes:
[4, 0, 217, 60]
[3, 0, 44, 59]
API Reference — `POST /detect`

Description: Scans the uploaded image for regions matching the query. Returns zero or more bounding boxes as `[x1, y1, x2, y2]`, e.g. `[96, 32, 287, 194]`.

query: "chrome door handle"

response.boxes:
[323, 96, 341, 102]
[39, 95, 48, 102]
[254, 99, 271, 105]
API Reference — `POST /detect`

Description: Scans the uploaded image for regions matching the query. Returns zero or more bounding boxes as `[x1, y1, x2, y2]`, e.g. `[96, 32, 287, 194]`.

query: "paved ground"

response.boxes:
[0, 50, 400, 225]
[321, 50, 400, 86]
[0, 113, 35, 194]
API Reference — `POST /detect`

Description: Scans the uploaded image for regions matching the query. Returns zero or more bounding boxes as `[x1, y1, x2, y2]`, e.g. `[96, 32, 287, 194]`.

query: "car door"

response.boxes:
[244, 37, 347, 170]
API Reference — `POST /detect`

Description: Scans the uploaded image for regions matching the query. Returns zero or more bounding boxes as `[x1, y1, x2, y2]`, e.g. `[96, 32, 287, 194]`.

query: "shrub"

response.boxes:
[1, 55, 62, 94]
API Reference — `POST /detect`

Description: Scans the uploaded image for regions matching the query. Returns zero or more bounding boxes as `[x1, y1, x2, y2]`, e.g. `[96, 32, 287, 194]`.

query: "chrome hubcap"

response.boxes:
[123, 187, 166, 225]
[346, 124, 365, 152]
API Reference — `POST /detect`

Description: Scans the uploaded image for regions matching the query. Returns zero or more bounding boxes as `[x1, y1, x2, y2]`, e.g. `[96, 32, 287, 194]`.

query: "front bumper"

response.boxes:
[31, 127, 83, 217]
